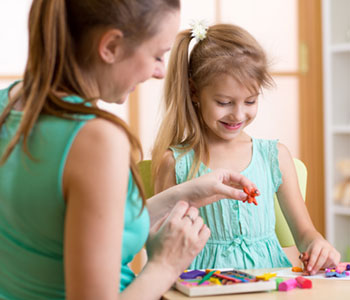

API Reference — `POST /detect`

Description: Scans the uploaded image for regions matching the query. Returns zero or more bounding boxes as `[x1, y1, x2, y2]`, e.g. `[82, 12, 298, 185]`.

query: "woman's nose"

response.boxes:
[152, 62, 165, 79]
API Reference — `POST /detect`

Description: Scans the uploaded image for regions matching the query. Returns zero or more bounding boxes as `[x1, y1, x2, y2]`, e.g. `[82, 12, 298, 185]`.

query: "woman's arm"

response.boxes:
[63, 120, 210, 300]
[276, 143, 340, 275]
[148, 150, 256, 226]
[63, 119, 128, 299]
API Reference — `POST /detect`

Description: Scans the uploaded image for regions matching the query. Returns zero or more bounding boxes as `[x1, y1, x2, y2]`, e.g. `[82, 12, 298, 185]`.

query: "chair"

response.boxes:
[137, 158, 307, 247]
[274, 158, 307, 247]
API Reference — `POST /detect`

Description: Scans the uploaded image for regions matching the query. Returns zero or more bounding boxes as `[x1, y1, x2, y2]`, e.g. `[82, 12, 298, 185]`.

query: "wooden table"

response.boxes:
[162, 268, 350, 300]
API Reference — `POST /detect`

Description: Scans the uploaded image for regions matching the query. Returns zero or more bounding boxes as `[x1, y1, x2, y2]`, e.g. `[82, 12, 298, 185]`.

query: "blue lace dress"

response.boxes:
[171, 138, 292, 269]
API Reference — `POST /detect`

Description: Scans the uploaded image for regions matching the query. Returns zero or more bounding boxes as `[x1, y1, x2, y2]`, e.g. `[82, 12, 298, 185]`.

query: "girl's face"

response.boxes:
[99, 10, 180, 103]
[195, 74, 259, 143]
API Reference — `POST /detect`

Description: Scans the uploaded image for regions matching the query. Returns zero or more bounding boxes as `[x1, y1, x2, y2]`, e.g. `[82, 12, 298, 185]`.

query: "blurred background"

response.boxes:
[0, 0, 349, 261]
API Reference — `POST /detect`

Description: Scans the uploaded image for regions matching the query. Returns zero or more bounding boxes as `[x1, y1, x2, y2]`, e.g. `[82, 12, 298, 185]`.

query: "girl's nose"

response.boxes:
[231, 105, 244, 120]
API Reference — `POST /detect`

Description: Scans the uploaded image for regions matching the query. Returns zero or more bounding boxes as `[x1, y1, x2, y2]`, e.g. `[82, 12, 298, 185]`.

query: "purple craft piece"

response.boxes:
[180, 270, 206, 279]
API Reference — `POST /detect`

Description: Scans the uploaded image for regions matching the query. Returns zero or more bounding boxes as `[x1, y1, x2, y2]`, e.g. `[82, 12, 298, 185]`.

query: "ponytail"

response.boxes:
[0, 0, 160, 203]
[152, 30, 207, 180]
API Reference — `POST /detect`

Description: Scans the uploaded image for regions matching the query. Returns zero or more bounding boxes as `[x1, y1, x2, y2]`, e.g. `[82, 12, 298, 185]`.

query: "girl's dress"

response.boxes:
[171, 138, 292, 269]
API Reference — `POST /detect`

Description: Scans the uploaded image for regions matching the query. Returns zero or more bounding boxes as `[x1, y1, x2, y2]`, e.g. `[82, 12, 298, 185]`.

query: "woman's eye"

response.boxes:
[156, 57, 163, 62]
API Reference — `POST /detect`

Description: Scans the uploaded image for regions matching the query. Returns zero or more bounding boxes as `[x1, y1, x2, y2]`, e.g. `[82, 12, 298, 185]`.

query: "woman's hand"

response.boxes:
[180, 168, 258, 208]
[148, 168, 258, 225]
[302, 237, 341, 275]
[146, 201, 210, 279]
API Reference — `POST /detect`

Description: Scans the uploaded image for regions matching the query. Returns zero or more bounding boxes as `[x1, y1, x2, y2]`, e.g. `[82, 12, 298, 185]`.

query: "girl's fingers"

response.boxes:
[322, 250, 341, 269]
[306, 247, 321, 273]
[311, 248, 329, 274]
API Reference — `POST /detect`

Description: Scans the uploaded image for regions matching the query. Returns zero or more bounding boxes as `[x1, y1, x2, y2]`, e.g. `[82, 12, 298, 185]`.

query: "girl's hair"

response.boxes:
[0, 0, 180, 206]
[152, 23, 274, 179]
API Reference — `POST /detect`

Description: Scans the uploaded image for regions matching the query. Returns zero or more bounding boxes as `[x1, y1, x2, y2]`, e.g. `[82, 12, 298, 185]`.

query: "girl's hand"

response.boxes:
[146, 201, 210, 279]
[303, 237, 341, 275]
[181, 168, 258, 207]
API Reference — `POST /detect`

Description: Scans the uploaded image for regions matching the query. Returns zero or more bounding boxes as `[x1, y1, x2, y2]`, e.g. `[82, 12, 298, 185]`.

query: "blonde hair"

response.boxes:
[0, 0, 180, 206]
[152, 23, 273, 179]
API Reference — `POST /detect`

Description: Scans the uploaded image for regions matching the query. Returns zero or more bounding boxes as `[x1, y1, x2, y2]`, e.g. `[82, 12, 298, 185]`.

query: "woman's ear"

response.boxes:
[98, 29, 124, 64]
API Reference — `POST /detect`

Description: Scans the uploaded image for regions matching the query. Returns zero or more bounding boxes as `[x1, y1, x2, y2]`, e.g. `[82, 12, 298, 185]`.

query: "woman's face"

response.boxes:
[99, 10, 180, 104]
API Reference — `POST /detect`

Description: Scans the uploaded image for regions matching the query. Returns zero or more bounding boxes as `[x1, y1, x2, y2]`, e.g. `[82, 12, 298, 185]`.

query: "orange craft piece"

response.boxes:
[243, 187, 258, 206]
[292, 266, 303, 272]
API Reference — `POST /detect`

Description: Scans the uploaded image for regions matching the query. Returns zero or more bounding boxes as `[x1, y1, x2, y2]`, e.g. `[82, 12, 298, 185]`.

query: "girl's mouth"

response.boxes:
[220, 121, 243, 130]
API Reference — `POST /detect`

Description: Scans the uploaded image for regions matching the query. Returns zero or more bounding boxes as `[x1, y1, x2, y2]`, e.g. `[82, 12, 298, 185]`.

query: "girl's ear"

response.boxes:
[98, 28, 124, 64]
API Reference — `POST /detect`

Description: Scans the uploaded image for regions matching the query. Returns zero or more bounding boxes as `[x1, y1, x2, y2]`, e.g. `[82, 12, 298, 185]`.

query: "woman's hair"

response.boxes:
[0, 0, 180, 206]
[152, 23, 273, 180]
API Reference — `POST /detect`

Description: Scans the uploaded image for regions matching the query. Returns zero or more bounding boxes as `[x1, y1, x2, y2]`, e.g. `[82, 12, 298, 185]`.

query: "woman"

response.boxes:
[0, 1, 255, 299]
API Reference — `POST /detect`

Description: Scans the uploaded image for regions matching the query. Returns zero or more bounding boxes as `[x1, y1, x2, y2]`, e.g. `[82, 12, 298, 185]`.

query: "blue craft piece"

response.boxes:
[325, 272, 337, 277]
[346, 264, 350, 271]
[335, 271, 346, 278]
[180, 270, 206, 279]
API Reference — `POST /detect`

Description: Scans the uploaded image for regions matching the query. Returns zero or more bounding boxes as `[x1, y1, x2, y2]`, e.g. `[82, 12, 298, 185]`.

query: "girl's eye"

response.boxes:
[246, 101, 256, 105]
[246, 99, 257, 105]
[156, 57, 164, 62]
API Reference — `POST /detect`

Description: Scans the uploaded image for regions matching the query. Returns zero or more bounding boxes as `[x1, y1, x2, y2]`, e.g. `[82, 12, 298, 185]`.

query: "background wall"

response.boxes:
[138, 0, 299, 159]
[0, 0, 299, 159]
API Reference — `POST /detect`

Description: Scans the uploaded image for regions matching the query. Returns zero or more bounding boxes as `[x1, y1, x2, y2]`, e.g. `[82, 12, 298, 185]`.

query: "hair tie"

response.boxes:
[188, 19, 209, 62]
[190, 19, 209, 42]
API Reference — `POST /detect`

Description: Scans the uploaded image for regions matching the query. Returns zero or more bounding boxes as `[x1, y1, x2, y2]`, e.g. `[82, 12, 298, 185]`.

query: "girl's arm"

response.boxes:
[276, 143, 340, 275]
[149, 150, 256, 226]
[63, 120, 210, 300]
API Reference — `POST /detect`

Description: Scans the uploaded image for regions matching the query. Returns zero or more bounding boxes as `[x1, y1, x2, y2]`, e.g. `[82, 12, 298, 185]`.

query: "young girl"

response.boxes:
[152, 22, 340, 274]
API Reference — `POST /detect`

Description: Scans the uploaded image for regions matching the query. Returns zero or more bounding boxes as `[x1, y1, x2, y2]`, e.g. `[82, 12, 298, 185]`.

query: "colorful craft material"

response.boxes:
[255, 273, 277, 281]
[180, 270, 206, 279]
[243, 187, 258, 205]
[275, 277, 284, 290]
[291, 266, 303, 272]
[175, 269, 276, 297]
[198, 270, 217, 285]
[295, 276, 312, 289]
[278, 278, 297, 291]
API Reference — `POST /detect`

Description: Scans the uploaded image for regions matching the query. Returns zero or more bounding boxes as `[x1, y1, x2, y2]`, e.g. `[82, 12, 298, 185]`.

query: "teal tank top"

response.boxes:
[171, 138, 292, 270]
[0, 82, 149, 299]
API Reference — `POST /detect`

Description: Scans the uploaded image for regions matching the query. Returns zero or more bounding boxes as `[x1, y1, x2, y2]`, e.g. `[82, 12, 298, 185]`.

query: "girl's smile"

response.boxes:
[219, 121, 244, 131]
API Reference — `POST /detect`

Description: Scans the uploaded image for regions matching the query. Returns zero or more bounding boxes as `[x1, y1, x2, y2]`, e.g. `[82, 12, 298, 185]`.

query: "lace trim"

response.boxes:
[269, 140, 282, 191]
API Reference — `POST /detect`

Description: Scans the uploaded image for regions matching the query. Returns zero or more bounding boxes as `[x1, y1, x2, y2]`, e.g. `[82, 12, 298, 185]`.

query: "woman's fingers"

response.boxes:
[150, 213, 169, 233]
[212, 169, 259, 201]
[167, 200, 190, 222]
[219, 169, 258, 191]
